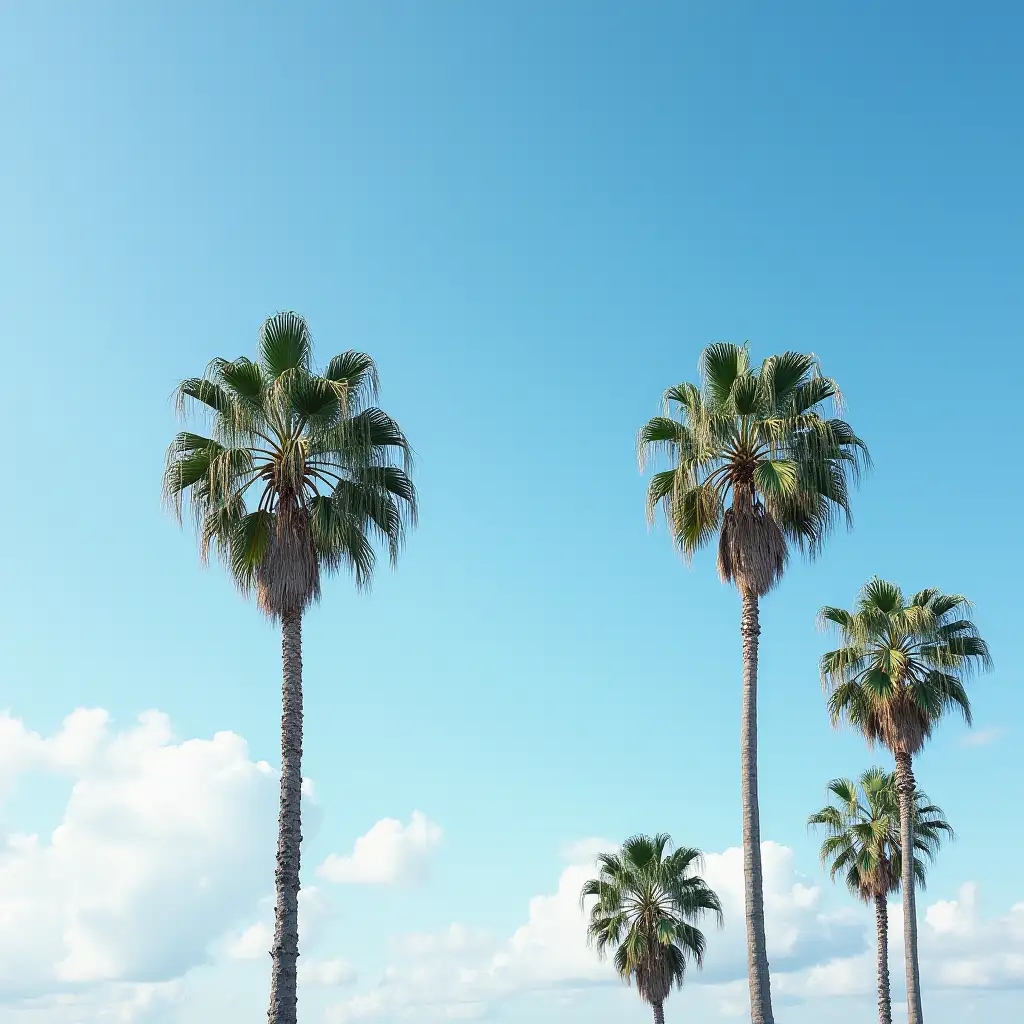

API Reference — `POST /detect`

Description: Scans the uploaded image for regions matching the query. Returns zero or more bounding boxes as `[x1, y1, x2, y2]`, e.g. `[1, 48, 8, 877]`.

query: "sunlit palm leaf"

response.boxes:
[163, 312, 417, 618]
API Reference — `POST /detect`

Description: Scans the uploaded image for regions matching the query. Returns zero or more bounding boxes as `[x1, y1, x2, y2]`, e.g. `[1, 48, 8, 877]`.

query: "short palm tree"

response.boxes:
[820, 580, 991, 1024]
[808, 768, 953, 1024]
[163, 312, 417, 1024]
[638, 343, 868, 1024]
[581, 834, 723, 1024]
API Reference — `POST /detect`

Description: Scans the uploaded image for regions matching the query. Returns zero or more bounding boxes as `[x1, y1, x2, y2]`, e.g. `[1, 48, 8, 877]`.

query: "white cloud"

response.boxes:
[959, 727, 1005, 749]
[1, 709, 1020, 1024]
[0, 707, 317, 1003]
[919, 883, 1024, 989]
[558, 837, 616, 867]
[8, 980, 187, 1023]
[390, 925, 496, 959]
[222, 921, 273, 962]
[695, 842, 863, 984]
[221, 884, 336, 962]
[317, 812, 442, 885]
[330, 840, 1024, 1022]
[326, 840, 864, 1022]
[299, 958, 358, 987]
[0, 708, 109, 797]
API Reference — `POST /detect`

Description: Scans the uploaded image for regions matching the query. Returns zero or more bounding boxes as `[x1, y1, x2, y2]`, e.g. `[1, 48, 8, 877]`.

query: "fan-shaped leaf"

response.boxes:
[259, 311, 313, 378]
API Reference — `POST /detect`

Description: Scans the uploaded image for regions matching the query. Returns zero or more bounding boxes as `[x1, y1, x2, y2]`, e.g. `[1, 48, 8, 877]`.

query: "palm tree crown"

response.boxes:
[638, 343, 869, 596]
[808, 768, 953, 901]
[820, 580, 992, 754]
[163, 311, 417, 615]
[581, 834, 723, 1011]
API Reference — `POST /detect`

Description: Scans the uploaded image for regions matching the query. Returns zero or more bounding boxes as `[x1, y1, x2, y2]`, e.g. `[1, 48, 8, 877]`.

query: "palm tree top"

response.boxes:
[820, 579, 993, 754]
[162, 311, 418, 618]
[807, 767, 953, 901]
[581, 834, 723, 1009]
[638, 341, 869, 596]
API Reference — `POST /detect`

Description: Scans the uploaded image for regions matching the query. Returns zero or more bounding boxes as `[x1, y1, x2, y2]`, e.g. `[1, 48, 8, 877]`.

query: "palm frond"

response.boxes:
[259, 311, 313, 379]
[580, 833, 721, 1009]
[699, 342, 750, 409]
[809, 766, 950, 901]
[820, 579, 991, 756]
[324, 350, 380, 412]
[639, 341, 869, 591]
[165, 314, 417, 619]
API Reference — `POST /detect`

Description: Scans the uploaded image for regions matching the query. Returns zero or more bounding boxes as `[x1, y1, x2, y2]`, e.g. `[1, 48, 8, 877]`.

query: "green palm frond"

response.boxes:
[678, 483, 724, 557]
[808, 768, 951, 900]
[163, 312, 417, 618]
[639, 341, 868, 595]
[700, 341, 751, 408]
[259, 310, 313, 377]
[820, 579, 992, 755]
[324, 350, 381, 410]
[581, 834, 722, 1010]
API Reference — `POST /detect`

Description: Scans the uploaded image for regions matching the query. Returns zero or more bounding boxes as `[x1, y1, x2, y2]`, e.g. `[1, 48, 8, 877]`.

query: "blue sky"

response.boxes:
[0, 3, 1022, 1022]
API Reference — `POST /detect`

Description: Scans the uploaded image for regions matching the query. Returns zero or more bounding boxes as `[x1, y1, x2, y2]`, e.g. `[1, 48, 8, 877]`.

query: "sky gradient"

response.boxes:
[1, 3, 1022, 1022]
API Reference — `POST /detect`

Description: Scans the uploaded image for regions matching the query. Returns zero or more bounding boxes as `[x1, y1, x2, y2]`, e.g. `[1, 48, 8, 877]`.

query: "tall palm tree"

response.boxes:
[163, 312, 417, 1024]
[581, 834, 723, 1024]
[808, 768, 953, 1024]
[820, 580, 991, 1024]
[638, 343, 869, 1024]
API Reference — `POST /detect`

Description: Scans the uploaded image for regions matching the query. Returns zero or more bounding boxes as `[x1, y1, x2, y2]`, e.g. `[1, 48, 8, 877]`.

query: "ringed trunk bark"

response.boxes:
[875, 891, 893, 1024]
[267, 611, 304, 1024]
[740, 590, 774, 1024]
[894, 748, 923, 1024]
[652, 999, 666, 1024]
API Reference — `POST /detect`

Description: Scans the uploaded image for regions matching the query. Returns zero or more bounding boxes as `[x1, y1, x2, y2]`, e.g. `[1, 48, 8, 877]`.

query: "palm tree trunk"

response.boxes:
[267, 611, 304, 1024]
[740, 590, 774, 1024]
[894, 749, 923, 1024]
[652, 1000, 665, 1024]
[875, 891, 892, 1024]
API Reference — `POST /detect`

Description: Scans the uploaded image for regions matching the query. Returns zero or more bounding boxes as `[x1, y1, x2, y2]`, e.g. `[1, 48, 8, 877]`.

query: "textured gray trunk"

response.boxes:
[895, 749, 923, 1024]
[875, 891, 892, 1024]
[267, 611, 304, 1024]
[740, 591, 774, 1024]
[652, 1000, 665, 1024]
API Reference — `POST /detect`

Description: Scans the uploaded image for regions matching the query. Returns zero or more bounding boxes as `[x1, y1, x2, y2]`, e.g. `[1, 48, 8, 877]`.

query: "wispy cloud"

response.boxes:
[959, 727, 1005, 749]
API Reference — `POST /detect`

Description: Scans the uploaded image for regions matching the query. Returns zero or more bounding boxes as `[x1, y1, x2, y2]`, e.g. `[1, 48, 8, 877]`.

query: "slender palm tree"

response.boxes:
[581, 834, 723, 1024]
[820, 580, 991, 1024]
[638, 343, 869, 1024]
[163, 312, 417, 1024]
[808, 768, 953, 1024]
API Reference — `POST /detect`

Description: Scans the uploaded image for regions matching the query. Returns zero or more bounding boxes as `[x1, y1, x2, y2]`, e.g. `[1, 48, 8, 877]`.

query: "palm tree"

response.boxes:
[638, 343, 869, 1024]
[820, 580, 991, 1024]
[808, 768, 953, 1024]
[163, 312, 417, 1024]
[581, 834, 723, 1024]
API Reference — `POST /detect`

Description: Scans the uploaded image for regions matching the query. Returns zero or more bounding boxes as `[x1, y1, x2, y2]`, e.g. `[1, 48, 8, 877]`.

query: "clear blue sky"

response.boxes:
[1, 3, 1021, 1021]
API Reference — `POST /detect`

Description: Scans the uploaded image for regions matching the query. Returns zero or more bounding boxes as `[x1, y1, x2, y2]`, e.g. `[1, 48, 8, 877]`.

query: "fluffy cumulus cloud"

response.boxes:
[317, 812, 443, 886]
[8, 981, 187, 1024]
[920, 884, 1024, 989]
[695, 842, 863, 984]
[0, 707, 309, 1018]
[326, 840, 1024, 1023]
[220, 884, 336, 963]
[2, 708, 1022, 1024]
[300, 958, 359, 988]
[766, 883, 1024, 1009]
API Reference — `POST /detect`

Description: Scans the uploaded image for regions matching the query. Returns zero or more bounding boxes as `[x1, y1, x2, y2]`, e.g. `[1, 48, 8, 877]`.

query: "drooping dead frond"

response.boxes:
[635, 949, 676, 1007]
[717, 503, 787, 596]
[256, 502, 320, 618]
